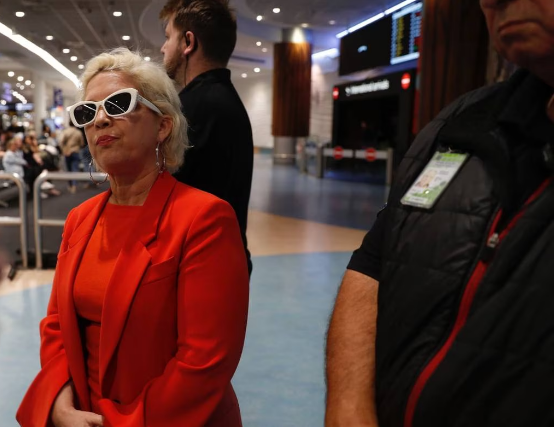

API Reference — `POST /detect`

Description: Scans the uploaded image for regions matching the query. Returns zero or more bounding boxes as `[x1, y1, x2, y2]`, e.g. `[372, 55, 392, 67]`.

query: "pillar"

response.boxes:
[416, 0, 489, 132]
[33, 74, 47, 134]
[272, 28, 312, 165]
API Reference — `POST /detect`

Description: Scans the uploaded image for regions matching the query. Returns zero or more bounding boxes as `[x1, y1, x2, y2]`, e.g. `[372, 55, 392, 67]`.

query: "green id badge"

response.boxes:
[401, 151, 469, 209]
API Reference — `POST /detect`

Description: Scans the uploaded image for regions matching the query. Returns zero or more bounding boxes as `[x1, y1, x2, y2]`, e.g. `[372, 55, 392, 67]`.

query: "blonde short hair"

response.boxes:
[79, 48, 187, 173]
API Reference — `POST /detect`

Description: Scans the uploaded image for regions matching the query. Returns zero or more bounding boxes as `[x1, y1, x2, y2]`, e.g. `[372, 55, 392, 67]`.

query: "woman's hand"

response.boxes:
[52, 382, 103, 427]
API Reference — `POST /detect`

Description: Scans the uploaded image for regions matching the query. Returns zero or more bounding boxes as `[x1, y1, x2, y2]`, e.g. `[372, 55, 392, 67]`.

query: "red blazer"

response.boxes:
[17, 172, 249, 427]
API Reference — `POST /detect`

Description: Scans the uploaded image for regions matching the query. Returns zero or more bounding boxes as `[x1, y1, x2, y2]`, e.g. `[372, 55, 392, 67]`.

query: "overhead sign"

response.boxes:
[345, 79, 390, 97]
[365, 148, 377, 162]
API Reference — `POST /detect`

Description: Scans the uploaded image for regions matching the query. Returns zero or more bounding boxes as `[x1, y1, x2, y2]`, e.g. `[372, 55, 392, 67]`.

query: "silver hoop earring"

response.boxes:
[89, 160, 108, 185]
[156, 143, 166, 174]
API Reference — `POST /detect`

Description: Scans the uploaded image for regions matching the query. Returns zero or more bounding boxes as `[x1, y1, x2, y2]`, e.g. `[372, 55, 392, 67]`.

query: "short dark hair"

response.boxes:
[160, 0, 237, 66]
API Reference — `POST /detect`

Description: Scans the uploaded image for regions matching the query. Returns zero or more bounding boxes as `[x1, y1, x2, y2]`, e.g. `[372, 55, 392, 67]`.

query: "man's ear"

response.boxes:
[182, 31, 196, 57]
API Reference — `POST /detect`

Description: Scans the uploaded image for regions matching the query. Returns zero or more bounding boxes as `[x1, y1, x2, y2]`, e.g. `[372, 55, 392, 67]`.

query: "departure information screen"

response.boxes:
[390, 3, 421, 65]
[339, 2, 422, 75]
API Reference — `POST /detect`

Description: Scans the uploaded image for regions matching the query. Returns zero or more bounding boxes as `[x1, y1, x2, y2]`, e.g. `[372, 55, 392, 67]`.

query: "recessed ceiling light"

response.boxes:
[63, 48, 70, 54]
[256, 41, 262, 46]
[8, 71, 14, 77]
[46, 35, 54, 41]
[329, 20, 336, 25]
[256, 15, 263, 21]
[301, 23, 309, 28]
[78, 64, 85, 69]
[17, 76, 24, 81]
[70, 56, 78, 61]
[0, 100, 6, 105]
[122, 35, 131, 41]
[273, 8, 280, 13]
[15, 11, 25, 18]
[262, 48, 268, 53]
[25, 80, 31, 85]
[113, 11, 123, 17]
[241, 73, 247, 78]
[144, 57, 151, 62]
[254, 67, 261, 73]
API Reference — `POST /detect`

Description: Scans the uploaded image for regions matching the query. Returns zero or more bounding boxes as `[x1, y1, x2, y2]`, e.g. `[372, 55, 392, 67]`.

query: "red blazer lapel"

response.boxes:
[57, 190, 110, 411]
[99, 172, 178, 388]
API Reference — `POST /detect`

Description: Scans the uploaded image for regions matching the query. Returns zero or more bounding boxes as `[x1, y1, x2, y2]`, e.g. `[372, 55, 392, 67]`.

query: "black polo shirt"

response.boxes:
[175, 69, 254, 274]
[348, 70, 553, 281]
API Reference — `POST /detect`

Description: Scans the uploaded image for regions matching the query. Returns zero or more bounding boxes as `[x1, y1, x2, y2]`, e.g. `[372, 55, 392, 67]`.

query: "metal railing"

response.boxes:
[33, 170, 107, 269]
[0, 172, 28, 268]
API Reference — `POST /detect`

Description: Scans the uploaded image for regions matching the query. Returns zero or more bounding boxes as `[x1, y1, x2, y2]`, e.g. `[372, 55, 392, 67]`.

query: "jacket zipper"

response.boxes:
[403, 177, 552, 427]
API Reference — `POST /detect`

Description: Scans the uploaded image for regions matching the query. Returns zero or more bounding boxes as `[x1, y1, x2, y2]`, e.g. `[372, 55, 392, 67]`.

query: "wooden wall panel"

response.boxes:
[417, 0, 489, 131]
[272, 42, 312, 137]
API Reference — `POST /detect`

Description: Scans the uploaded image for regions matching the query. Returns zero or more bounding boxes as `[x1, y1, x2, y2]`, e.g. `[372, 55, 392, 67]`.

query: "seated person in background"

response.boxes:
[2, 136, 27, 177]
[17, 48, 249, 427]
[58, 120, 85, 193]
[22, 132, 61, 198]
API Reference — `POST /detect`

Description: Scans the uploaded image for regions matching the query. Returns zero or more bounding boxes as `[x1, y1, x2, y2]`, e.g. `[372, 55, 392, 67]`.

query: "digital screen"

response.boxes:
[339, 2, 422, 76]
[390, 3, 421, 65]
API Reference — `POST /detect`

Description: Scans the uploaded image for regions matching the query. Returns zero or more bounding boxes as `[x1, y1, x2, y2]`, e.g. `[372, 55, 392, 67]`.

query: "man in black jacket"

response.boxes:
[326, 1, 553, 427]
[160, 0, 254, 274]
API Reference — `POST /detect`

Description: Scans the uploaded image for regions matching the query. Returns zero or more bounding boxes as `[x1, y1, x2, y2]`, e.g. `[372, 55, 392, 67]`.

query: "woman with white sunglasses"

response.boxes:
[17, 48, 249, 427]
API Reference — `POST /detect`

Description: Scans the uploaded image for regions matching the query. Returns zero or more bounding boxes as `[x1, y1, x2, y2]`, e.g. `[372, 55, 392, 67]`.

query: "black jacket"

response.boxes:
[375, 70, 553, 427]
[175, 69, 254, 274]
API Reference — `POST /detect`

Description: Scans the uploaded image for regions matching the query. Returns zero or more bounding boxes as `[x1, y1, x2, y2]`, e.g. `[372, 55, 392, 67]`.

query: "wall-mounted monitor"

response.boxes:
[339, 2, 422, 76]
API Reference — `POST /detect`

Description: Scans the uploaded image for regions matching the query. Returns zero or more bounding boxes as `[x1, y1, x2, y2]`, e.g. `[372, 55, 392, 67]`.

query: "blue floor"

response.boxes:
[249, 155, 388, 230]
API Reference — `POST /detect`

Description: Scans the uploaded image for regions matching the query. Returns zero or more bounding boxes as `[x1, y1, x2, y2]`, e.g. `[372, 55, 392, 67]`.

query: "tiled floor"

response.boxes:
[0, 154, 386, 426]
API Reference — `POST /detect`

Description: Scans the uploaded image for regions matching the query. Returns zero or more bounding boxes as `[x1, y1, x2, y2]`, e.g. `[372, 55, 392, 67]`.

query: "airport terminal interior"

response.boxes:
[0, 0, 532, 425]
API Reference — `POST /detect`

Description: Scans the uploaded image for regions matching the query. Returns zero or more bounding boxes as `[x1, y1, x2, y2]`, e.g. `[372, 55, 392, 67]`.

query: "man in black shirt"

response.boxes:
[160, 0, 254, 274]
[326, 1, 553, 426]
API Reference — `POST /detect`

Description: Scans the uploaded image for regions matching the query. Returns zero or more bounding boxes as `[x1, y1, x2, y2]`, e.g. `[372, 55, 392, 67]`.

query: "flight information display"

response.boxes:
[390, 3, 421, 65]
[339, 2, 422, 76]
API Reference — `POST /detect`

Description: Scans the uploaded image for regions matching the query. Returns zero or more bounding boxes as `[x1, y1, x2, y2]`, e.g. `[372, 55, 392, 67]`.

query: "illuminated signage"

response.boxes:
[332, 87, 340, 100]
[358, 45, 368, 53]
[401, 73, 411, 89]
[345, 79, 390, 96]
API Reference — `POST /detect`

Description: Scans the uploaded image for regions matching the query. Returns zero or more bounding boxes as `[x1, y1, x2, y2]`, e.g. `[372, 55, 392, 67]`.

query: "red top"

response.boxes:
[74, 202, 141, 413]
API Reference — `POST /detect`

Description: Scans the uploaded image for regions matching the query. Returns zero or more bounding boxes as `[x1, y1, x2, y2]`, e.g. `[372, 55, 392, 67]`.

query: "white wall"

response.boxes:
[232, 73, 274, 149]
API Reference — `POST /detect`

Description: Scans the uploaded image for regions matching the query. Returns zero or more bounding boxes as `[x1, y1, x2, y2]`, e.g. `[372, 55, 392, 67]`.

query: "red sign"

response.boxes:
[401, 73, 411, 90]
[333, 146, 344, 160]
[365, 147, 377, 162]
[332, 87, 339, 100]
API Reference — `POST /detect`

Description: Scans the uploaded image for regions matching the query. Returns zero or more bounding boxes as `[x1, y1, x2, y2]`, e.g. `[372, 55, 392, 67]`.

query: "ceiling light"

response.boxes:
[113, 11, 123, 17]
[256, 41, 262, 46]
[25, 80, 31, 85]
[8, 71, 14, 77]
[70, 56, 77, 61]
[0, 21, 79, 87]
[301, 23, 309, 28]
[17, 76, 24, 81]
[272, 8, 280, 13]
[0, 100, 5, 105]
[78, 64, 84, 69]
[385, 0, 418, 14]
[329, 20, 336, 25]
[46, 35, 54, 40]
[63, 48, 70, 53]
[144, 57, 151, 62]
[262, 48, 268, 53]
[241, 73, 247, 78]
[256, 15, 263, 21]
[15, 11, 25, 18]
[254, 67, 261, 73]
[122, 35, 131, 41]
